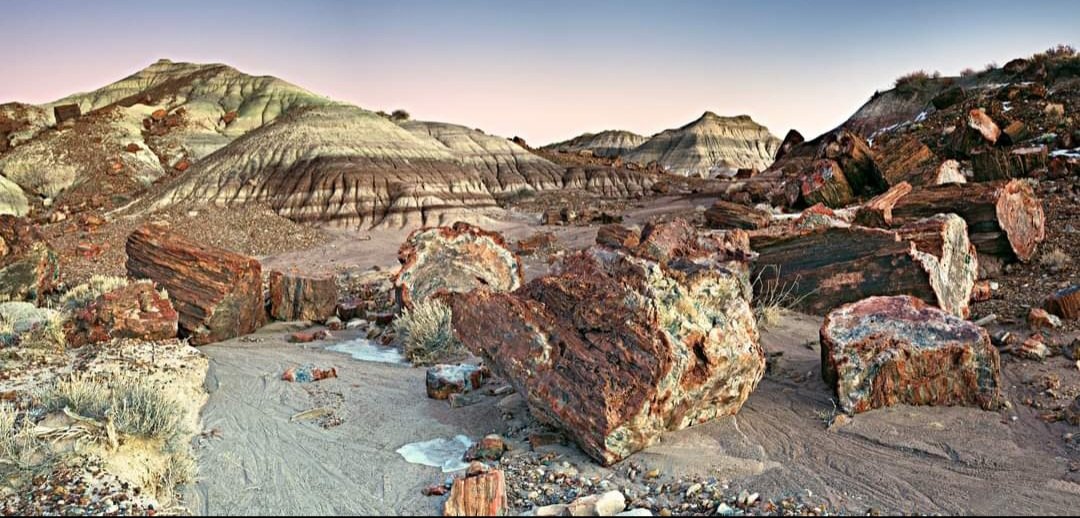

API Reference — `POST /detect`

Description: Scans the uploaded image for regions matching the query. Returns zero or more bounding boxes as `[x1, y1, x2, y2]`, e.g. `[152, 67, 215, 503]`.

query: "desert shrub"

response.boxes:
[894, 70, 939, 95]
[960, 67, 977, 77]
[1040, 247, 1071, 272]
[38, 374, 184, 442]
[0, 303, 65, 350]
[390, 109, 411, 122]
[0, 403, 43, 469]
[157, 448, 197, 493]
[60, 275, 129, 311]
[393, 299, 464, 365]
[984, 61, 998, 72]
[750, 265, 812, 329]
[1041, 44, 1077, 60]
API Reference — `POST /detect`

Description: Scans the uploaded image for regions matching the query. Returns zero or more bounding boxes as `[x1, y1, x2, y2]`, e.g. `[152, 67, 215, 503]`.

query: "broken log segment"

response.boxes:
[704, 200, 772, 230]
[889, 179, 1045, 262]
[1045, 285, 1080, 320]
[821, 295, 1003, 414]
[873, 136, 934, 187]
[126, 223, 265, 345]
[819, 130, 888, 196]
[800, 159, 854, 208]
[750, 219, 976, 317]
[852, 181, 912, 227]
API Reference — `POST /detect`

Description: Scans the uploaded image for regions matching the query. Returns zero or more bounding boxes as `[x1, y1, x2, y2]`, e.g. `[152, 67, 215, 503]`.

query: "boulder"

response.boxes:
[126, 223, 265, 345]
[52, 104, 80, 125]
[948, 109, 1001, 157]
[65, 281, 178, 347]
[443, 463, 507, 516]
[394, 222, 522, 310]
[595, 224, 640, 249]
[817, 130, 886, 196]
[426, 364, 489, 400]
[821, 296, 1003, 414]
[0, 243, 59, 304]
[449, 244, 764, 465]
[704, 200, 772, 230]
[800, 159, 855, 208]
[268, 271, 338, 322]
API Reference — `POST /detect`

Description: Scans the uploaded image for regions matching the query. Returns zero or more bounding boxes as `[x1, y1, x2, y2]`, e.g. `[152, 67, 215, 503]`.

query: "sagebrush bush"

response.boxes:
[0, 303, 65, 350]
[0, 403, 42, 469]
[38, 374, 184, 441]
[894, 70, 940, 95]
[393, 299, 464, 365]
[60, 275, 130, 311]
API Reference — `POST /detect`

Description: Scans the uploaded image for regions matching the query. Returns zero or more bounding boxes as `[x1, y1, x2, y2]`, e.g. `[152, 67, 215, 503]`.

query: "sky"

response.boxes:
[3, 0, 1078, 145]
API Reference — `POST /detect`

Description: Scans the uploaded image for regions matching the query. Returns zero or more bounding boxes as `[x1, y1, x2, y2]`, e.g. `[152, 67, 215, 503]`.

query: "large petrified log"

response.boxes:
[889, 179, 1045, 262]
[268, 271, 337, 322]
[800, 159, 855, 208]
[394, 222, 522, 309]
[704, 200, 772, 230]
[873, 136, 934, 187]
[126, 223, 265, 345]
[66, 280, 178, 347]
[970, 145, 1048, 182]
[821, 296, 1003, 414]
[751, 215, 977, 317]
[449, 245, 764, 465]
[818, 129, 887, 196]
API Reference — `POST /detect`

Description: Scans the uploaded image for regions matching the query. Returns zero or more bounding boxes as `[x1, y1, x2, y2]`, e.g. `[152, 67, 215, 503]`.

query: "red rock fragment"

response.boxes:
[66, 281, 178, 347]
[1045, 285, 1080, 320]
[443, 463, 507, 517]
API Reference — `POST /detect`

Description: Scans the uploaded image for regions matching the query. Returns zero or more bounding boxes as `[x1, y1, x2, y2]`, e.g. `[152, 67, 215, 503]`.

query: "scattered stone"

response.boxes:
[126, 223, 265, 345]
[394, 222, 522, 309]
[324, 316, 344, 330]
[66, 281, 178, 347]
[443, 462, 508, 516]
[269, 270, 338, 322]
[426, 364, 489, 400]
[465, 434, 508, 462]
[971, 280, 993, 302]
[565, 490, 627, 516]
[1015, 333, 1049, 361]
[1028, 307, 1062, 330]
[288, 329, 332, 343]
[281, 365, 337, 382]
[821, 296, 1003, 414]
[450, 241, 764, 465]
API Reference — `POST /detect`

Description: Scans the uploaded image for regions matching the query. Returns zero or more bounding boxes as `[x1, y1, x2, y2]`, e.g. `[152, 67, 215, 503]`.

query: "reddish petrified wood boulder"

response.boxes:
[636, 218, 752, 265]
[394, 222, 522, 309]
[443, 463, 507, 516]
[853, 181, 913, 227]
[515, 232, 558, 256]
[426, 364, 489, 400]
[705, 200, 772, 230]
[66, 281, 178, 347]
[818, 129, 887, 196]
[595, 224, 640, 249]
[126, 223, 265, 345]
[821, 296, 1003, 415]
[873, 136, 934, 187]
[800, 159, 855, 208]
[1045, 285, 1080, 320]
[450, 244, 764, 465]
[268, 271, 338, 322]
[0, 217, 60, 304]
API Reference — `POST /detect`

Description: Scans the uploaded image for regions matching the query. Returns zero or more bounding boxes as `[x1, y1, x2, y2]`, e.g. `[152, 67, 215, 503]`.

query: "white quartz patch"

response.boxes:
[396, 435, 474, 472]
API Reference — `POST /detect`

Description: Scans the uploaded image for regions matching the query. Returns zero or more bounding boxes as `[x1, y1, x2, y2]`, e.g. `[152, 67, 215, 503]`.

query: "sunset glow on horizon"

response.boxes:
[5, 0, 1078, 144]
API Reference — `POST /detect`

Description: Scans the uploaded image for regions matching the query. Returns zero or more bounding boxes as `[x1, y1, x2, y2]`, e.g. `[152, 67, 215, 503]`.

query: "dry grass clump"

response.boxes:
[394, 299, 464, 365]
[751, 265, 811, 330]
[894, 70, 941, 95]
[0, 303, 65, 350]
[60, 275, 130, 311]
[1040, 246, 1071, 273]
[0, 403, 45, 469]
[38, 374, 184, 442]
[959, 67, 977, 77]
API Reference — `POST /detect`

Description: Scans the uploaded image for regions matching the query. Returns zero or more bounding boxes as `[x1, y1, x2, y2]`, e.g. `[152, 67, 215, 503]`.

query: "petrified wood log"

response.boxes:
[889, 179, 1045, 262]
[394, 222, 522, 309]
[751, 218, 977, 317]
[774, 129, 805, 161]
[800, 159, 855, 208]
[818, 129, 887, 196]
[874, 136, 934, 187]
[1045, 285, 1080, 320]
[268, 271, 338, 322]
[126, 223, 265, 345]
[947, 108, 1000, 157]
[971, 145, 1048, 181]
[852, 181, 912, 227]
[821, 295, 1003, 414]
[705, 200, 772, 230]
[894, 214, 979, 318]
[443, 464, 507, 516]
[449, 245, 764, 465]
[0, 216, 60, 304]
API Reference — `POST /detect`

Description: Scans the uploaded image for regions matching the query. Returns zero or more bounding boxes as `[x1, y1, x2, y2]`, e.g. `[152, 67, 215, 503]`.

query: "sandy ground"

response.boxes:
[188, 195, 1080, 515]
[187, 313, 1080, 515]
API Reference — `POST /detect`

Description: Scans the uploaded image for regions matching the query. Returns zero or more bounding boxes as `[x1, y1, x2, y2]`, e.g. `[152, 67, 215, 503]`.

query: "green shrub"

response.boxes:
[393, 299, 464, 365]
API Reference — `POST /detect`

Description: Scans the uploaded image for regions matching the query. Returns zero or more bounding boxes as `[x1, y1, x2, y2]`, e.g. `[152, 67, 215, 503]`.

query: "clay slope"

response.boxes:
[0, 59, 335, 214]
[543, 130, 647, 157]
[623, 112, 780, 177]
[152, 106, 646, 228]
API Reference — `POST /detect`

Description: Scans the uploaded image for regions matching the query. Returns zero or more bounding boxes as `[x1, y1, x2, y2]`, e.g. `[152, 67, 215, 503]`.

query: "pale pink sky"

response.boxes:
[4, 1, 1078, 144]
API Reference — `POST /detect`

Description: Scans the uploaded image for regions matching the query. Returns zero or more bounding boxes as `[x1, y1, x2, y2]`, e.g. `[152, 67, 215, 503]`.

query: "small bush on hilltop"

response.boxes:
[894, 70, 940, 95]
[390, 109, 411, 122]
[60, 275, 130, 311]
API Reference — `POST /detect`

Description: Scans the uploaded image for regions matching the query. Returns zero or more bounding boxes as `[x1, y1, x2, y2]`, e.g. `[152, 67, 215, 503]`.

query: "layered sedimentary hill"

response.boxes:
[543, 130, 647, 158]
[622, 112, 780, 177]
[1, 59, 659, 227]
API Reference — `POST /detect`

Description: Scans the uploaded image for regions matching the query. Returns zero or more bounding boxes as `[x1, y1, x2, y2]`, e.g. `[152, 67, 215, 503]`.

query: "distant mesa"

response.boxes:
[544, 112, 781, 178]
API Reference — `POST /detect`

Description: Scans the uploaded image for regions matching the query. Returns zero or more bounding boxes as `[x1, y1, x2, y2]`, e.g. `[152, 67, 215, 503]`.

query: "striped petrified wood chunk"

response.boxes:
[268, 271, 338, 322]
[126, 222, 265, 345]
[821, 295, 1003, 414]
